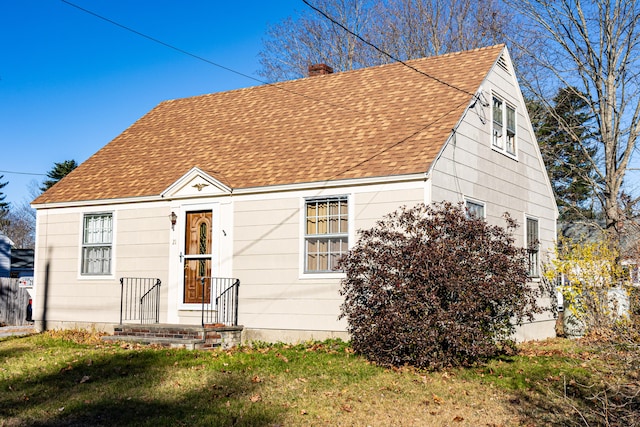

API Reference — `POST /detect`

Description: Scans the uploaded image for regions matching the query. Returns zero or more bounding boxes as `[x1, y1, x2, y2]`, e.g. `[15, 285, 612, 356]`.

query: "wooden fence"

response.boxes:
[0, 278, 31, 326]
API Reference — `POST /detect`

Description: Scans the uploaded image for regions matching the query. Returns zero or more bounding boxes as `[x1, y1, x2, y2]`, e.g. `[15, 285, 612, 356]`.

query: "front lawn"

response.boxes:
[1, 331, 638, 426]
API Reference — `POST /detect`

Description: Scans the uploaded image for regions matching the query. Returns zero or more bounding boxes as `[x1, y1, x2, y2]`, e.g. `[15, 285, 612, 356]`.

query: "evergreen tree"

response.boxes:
[530, 87, 599, 221]
[40, 160, 78, 192]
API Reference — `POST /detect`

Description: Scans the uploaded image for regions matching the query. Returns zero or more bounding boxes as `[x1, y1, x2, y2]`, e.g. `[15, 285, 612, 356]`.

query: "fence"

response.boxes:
[200, 277, 240, 327]
[0, 278, 32, 326]
[119, 277, 161, 324]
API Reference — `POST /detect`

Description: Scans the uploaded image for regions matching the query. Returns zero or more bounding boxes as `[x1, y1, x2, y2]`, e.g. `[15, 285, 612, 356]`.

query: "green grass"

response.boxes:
[1, 331, 638, 426]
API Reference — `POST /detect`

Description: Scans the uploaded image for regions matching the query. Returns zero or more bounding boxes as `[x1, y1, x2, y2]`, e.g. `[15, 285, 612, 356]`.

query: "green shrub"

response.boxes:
[339, 202, 545, 369]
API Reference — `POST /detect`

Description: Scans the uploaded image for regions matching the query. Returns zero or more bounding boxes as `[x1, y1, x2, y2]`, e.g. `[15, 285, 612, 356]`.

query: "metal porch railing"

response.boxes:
[199, 277, 240, 327]
[119, 277, 161, 324]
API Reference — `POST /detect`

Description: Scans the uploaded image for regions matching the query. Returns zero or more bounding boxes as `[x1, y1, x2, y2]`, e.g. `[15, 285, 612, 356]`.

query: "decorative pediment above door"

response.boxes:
[161, 167, 232, 199]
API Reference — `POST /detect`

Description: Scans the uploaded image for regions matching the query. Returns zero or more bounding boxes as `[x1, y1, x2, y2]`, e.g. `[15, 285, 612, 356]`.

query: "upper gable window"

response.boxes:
[492, 95, 517, 157]
[81, 213, 113, 275]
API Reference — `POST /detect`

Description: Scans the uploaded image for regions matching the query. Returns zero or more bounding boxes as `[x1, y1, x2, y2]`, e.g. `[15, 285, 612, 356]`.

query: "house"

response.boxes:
[0, 232, 14, 277]
[10, 249, 34, 278]
[555, 221, 639, 336]
[31, 45, 558, 343]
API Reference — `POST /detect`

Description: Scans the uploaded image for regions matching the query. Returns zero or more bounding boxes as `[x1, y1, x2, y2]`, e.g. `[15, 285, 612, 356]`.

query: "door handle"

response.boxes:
[179, 252, 183, 262]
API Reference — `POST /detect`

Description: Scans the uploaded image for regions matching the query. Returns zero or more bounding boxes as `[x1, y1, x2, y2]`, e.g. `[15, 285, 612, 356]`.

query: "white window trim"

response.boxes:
[491, 92, 518, 159]
[464, 197, 486, 219]
[299, 193, 353, 279]
[78, 211, 115, 280]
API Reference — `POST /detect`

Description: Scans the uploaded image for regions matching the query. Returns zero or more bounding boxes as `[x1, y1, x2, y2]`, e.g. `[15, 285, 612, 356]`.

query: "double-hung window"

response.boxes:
[305, 197, 348, 273]
[81, 213, 113, 275]
[492, 97, 504, 150]
[492, 95, 517, 156]
[506, 104, 516, 155]
[526, 217, 539, 278]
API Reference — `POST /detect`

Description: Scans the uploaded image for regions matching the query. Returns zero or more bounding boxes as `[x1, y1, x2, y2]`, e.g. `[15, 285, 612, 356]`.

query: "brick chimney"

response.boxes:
[308, 63, 333, 77]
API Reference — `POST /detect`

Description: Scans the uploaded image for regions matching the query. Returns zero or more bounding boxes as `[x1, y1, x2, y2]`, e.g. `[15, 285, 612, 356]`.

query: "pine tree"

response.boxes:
[530, 87, 599, 221]
[40, 160, 78, 192]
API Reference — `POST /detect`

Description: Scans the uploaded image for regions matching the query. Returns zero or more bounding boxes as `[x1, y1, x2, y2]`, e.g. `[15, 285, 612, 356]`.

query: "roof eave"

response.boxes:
[31, 172, 429, 209]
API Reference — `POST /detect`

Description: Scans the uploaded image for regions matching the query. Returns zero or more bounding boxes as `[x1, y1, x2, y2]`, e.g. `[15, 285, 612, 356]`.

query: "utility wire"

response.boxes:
[61, 0, 481, 181]
[60, 0, 421, 128]
[332, 99, 471, 180]
[0, 170, 46, 176]
[61, 0, 259, 84]
[301, 0, 479, 99]
[298, 0, 486, 179]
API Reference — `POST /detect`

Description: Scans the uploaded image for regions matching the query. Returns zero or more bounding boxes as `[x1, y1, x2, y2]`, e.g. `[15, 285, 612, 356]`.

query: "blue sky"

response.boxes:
[0, 0, 298, 206]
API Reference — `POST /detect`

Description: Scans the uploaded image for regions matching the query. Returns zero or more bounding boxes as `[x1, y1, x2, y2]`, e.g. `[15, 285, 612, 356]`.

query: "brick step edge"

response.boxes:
[102, 335, 221, 350]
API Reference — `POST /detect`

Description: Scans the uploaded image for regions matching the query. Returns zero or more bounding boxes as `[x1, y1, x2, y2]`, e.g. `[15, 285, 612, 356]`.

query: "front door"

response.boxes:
[183, 210, 213, 304]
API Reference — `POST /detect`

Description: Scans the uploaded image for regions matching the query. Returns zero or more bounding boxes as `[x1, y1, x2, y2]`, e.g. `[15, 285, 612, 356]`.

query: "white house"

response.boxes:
[31, 45, 558, 342]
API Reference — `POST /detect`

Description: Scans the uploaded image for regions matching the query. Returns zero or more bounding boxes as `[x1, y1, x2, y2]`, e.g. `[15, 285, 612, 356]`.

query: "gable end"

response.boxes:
[161, 167, 232, 200]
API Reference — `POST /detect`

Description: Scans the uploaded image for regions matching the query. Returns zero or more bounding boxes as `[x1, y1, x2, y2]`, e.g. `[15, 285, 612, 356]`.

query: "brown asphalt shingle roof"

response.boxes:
[34, 44, 504, 205]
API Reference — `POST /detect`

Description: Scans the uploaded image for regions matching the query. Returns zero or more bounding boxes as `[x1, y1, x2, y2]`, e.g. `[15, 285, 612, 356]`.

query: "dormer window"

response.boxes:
[492, 95, 517, 157]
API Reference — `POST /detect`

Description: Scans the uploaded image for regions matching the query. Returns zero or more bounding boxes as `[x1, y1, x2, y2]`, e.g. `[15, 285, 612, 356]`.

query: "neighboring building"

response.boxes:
[31, 45, 558, 342]
[10, 249, 34, 278]
[0, 232, 14, 277]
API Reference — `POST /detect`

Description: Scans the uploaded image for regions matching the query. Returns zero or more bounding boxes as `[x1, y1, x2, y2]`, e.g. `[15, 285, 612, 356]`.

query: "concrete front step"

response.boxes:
[102, 323, 243, 350]
[102, 334, 205, 350]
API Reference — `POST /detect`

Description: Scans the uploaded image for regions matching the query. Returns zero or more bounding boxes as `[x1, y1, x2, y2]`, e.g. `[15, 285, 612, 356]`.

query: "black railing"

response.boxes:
[200, 277, 240, 327]
[119, 277, 161, 324]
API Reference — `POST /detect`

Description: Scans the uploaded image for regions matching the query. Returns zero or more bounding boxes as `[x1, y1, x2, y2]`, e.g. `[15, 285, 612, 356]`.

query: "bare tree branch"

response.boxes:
[509, 0, 640, 238]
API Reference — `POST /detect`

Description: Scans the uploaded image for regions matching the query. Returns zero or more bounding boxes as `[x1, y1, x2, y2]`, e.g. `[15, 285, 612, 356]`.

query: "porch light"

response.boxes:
[170, 211, 178, 230]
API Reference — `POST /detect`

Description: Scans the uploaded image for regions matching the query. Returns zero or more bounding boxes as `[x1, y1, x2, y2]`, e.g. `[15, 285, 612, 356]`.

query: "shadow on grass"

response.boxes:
[477, 352, 640, 426]
[0, 338, 33, 360]
[0, 348, 283, 427]
[458, 352, 609, 425]
[508, 375, 640, 426]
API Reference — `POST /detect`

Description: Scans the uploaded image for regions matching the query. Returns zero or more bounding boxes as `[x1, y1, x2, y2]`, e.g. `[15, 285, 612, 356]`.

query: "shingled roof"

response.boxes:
[34, 44, 505, 205]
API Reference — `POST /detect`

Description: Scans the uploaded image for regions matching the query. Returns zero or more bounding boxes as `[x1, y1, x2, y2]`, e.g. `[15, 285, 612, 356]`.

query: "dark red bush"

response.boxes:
[339, 202, 544, 369]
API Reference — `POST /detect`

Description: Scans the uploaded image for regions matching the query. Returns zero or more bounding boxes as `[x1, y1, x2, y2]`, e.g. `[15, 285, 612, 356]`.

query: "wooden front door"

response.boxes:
[183, 211, 213, 304]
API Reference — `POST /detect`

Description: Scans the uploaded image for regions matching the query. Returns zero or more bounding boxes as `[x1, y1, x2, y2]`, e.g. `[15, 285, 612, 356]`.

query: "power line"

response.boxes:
[60, 0, 480, 181]
[0, 170, 46, 176]
[301, 0, 479, 100]
[332, 99, 470, 180]
[60, 0, 423, 127]
[61, 0, 261, 85]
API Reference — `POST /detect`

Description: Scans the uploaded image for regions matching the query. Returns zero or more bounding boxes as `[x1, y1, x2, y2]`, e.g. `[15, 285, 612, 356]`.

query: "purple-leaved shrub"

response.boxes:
[339, 202, 545, 369]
